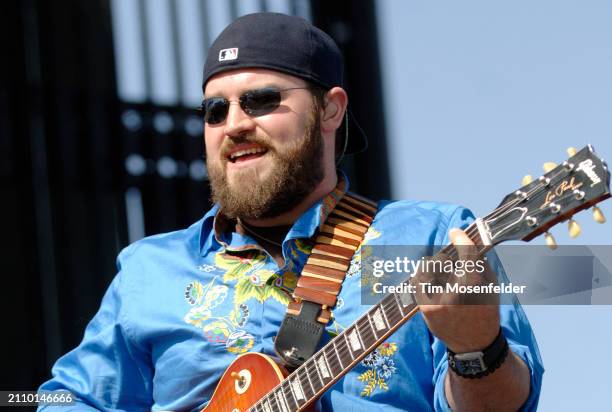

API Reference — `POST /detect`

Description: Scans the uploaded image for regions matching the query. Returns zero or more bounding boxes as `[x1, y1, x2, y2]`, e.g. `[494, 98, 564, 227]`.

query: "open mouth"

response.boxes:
[227, 146, 268, 163]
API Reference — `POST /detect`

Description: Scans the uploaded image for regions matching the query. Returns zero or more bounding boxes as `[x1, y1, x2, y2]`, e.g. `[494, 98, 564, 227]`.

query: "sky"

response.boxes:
[376, 0, 612, 409]
[108, 0, 612, 408]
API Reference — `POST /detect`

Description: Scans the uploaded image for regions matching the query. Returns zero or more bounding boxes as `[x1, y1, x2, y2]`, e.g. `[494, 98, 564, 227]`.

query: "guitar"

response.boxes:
[202, 145, 610, 411]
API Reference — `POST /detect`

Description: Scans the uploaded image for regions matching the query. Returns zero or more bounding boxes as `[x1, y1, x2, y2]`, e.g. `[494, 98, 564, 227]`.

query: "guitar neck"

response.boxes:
[251, 295, 418, 412]
[247, 144, 612, 410]
[249, 223, 484, 412]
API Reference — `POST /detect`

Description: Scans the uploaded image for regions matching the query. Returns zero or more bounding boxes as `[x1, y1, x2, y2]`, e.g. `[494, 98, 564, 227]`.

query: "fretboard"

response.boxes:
[248, 292, 417, 412]
[249, 221, 487, 412]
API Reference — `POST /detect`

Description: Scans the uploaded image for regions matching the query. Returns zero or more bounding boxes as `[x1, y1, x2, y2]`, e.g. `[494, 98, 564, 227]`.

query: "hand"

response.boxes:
[410, 228, 500, 353]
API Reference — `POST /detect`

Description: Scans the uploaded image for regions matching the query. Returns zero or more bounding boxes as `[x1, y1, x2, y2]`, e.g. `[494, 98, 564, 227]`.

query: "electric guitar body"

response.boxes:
[202, 353, 318, 412]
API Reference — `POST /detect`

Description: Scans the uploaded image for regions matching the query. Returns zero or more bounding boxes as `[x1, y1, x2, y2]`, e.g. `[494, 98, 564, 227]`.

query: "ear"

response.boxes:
[320, 87, 348, 135]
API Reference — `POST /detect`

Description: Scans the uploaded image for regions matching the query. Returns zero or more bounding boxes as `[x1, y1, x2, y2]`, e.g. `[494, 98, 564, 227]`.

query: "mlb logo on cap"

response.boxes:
[218, 48, 238, 62]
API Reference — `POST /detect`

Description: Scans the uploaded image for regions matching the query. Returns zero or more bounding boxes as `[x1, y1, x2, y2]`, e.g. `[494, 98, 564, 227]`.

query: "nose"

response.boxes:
[223, 101, 256, 138]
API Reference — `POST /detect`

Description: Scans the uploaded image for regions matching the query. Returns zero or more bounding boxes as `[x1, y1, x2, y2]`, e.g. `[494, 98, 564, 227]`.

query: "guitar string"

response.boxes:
[248, 166, 577, 410]
[249, 295, 408, 411]
[249, 194, 531, 411]
[220, 173, 578, 411]
[249, 176, 562, 411]
[256, 298, 407, 412]
[251, 227, 519, 407]
[446, 166, 576, 258]
[253, 181, 579, 412]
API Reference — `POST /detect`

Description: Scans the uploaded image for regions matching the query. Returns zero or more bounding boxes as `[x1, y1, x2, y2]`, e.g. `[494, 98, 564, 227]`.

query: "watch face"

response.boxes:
[454, 352, 487, 375]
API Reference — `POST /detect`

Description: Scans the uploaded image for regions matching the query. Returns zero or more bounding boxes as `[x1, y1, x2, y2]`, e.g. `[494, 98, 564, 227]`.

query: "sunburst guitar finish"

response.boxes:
[202, 353, 317, 411]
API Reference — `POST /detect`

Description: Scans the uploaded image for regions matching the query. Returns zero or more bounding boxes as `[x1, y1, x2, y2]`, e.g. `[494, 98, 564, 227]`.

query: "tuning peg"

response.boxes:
[593, 206, 606, 224]
[522, 175, 533, 185]
[568, 219, 581, 238]
[544, 232, 557, 250]
[566, 147, 577, 157]
[543, 162, 557, 173]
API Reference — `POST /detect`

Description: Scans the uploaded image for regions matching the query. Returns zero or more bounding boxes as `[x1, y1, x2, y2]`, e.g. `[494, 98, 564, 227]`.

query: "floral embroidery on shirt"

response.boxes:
[215, 251, 291, 306]
[269, 271, 299, 295]
[184, 249, 298, 354]
[183, 277, 254, 352]
[197, 264, 216, 273]
[225, 330, 255, 354]
[347, 227, 381, 278]
[358, 342, 399, 397]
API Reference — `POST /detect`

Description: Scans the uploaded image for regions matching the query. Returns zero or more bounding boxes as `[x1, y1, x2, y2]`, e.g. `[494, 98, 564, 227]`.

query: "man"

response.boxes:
[39, 12, 542, 411]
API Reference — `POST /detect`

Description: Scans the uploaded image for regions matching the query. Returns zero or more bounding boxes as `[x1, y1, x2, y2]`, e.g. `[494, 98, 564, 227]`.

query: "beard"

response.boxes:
[206, 113, 325, 220]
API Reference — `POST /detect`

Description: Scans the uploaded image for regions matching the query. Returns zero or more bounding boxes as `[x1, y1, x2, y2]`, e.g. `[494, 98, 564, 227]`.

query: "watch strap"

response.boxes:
[447, 327, 509, 379]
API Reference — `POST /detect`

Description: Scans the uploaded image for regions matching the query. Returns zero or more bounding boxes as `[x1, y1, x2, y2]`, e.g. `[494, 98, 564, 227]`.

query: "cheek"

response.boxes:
[203, 129, 223, 158]
[261, 115, 309, 145]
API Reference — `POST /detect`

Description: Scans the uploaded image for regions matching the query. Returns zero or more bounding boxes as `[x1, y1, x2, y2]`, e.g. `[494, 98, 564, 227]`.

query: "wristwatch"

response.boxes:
[447, 328, 509, 379]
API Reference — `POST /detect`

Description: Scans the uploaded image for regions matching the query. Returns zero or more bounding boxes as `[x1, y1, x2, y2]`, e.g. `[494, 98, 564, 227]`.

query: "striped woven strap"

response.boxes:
[290, 192, 377, 323]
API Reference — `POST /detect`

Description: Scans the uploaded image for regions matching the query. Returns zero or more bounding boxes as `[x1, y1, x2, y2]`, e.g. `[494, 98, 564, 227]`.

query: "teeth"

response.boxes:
[230, 147, 266, 159]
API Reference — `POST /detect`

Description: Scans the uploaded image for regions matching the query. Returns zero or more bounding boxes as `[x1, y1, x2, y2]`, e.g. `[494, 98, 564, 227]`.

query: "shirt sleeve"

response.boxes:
[37, 261, 153, 411]
[432, 206, 544, 412]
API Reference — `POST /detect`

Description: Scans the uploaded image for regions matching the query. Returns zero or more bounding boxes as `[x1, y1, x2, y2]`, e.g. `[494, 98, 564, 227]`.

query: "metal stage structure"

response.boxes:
[1, 0, 389, 390]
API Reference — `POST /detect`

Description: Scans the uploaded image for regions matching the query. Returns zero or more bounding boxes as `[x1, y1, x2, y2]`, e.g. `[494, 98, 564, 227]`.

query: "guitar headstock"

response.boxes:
[483, 145, 610, 247]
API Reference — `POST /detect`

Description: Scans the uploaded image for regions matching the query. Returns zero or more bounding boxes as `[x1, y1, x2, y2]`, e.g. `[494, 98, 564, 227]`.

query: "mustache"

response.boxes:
[220, 135, 273, 158]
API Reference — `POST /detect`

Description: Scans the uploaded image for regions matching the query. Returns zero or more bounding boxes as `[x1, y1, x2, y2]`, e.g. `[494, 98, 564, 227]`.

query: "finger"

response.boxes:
[448, 228, 474, 246]
[448, 228, 480, 262]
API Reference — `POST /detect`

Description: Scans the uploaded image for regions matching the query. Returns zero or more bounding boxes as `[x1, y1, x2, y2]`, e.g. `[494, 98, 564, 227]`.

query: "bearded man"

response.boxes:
[39, 12, 542, 411]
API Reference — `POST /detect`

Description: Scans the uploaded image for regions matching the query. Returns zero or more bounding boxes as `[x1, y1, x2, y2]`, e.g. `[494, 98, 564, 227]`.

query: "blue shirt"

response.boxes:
[39, 178, 543, 411]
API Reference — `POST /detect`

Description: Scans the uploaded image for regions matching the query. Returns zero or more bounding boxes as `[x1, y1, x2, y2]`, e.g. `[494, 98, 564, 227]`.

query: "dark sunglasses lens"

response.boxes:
[203, 98, 229, 124]
[240, 88, 281, 116]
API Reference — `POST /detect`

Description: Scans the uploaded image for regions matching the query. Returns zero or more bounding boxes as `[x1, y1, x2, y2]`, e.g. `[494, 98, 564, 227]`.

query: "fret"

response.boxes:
[268, 392, 280, 412]
[356, 324, 368, 349]
[284, 381, 299, 411]
[385, 296, 403, 326]
[380, 303, 391, 328]
[303, 364, 317, 395]
[371, 306, 388, 333]
[275, 388, 289, 412]
[356, 317, 376, 348]
[290, 375, 306, 403]
[283, 380, 299, 411]
[365, 311, 379, 340]
[393, 292, 406, 317]
[348, 326, 365, 354]
[283, 379, 304, 410]
[311, 357, 326, 387]
[262, 397, 272, 412]
[398, 286, 415, 308]
[317, 354, 332, 380]
[322, 346, 342, 376]
[332, 340, 345, 369]
[298, 368, 315, 400]
[342, 331, 355, 360]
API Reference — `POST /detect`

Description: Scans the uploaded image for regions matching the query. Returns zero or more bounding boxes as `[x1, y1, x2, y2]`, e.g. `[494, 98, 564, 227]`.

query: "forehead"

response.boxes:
[204, 68, 308, 97]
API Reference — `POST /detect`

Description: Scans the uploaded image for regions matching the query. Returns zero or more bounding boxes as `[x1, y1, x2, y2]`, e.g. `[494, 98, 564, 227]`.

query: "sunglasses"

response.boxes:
[199, 87, 312, 125]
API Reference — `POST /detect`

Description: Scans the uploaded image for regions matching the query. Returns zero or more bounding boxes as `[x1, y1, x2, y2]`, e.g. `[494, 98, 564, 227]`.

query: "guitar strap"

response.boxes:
[274, 192, 378, 368]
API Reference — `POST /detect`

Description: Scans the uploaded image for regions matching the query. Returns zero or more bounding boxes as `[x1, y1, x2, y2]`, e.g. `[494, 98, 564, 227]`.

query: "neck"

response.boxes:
[243, 172, 338, 228]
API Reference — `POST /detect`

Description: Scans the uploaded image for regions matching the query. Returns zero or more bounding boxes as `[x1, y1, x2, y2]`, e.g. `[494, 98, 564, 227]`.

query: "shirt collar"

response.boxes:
[199, 171, 350, 256]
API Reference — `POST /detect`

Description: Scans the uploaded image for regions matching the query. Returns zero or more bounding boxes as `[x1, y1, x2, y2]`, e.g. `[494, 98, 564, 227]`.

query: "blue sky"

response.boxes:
[376, 1, 612, 409]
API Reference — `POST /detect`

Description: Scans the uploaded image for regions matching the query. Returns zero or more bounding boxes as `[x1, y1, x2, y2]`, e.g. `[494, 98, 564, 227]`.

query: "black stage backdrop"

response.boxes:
[0, 0, 389, 393]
